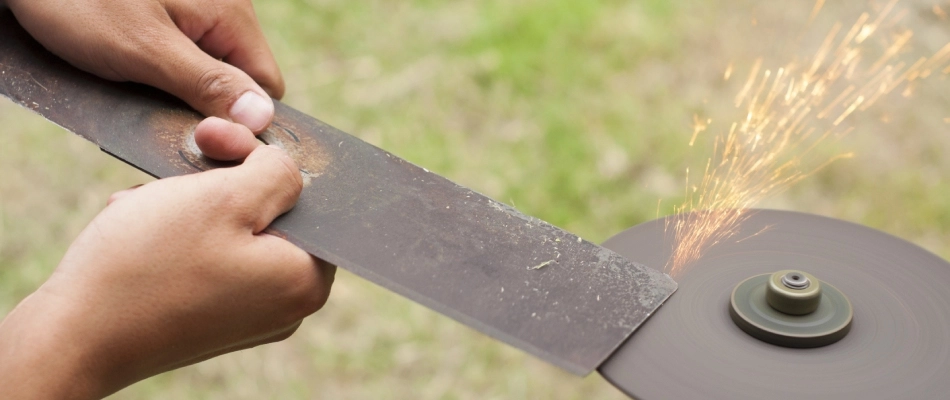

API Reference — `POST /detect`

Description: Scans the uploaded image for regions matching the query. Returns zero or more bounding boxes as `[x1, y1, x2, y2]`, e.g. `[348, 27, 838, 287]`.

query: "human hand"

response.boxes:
[0, 120, 335, 399]
[5, 0, 283, 132]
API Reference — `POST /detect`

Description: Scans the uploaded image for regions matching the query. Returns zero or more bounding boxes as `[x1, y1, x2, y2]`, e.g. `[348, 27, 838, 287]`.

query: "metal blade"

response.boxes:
[0, 11, 675, 375]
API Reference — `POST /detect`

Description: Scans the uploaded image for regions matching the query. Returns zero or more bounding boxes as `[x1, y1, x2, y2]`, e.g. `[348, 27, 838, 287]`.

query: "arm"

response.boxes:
[0, 2, 330, 396]
[0, 120, 335, 399]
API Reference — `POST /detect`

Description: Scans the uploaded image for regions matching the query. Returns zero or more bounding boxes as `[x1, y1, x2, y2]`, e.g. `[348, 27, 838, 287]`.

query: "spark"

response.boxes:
[735, 224, 774, 243]
[689, 114, 712, 146]
[809, 0, 826, 22]
[665, 0, 950, 277]
[935, 4, 948, 20]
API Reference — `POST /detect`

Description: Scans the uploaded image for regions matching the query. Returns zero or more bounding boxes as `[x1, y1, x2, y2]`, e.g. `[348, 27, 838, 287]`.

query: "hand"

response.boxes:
[0, 120, 335, 399]
[5, 0, 283, 132]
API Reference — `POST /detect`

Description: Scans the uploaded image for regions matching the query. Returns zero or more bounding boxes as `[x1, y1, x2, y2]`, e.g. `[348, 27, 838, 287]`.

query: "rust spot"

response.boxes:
[259, 120, 330, 185]
[170, 116, 331, 186]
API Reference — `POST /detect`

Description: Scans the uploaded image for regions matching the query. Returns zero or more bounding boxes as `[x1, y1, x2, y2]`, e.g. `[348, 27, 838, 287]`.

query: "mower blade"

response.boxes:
[0, 11, 676, 375]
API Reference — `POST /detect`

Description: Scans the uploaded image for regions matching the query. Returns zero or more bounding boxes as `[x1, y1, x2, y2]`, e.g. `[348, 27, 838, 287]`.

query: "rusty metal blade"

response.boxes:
[0, 11, 675, 375]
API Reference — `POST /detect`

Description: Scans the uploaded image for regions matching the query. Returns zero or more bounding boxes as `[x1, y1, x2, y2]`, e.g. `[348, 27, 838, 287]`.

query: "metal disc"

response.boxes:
[598, 210, 950, 399]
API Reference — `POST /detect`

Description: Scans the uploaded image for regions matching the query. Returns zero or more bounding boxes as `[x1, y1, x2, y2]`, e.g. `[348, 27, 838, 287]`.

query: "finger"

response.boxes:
[7, 1, 276, 132]
[106, 184, 144, 206]
[226, 145, 303, 232]
[248, 235, 335, 318]
[315, 258, 338, 290]
[169, 0, 285, 99]
[123, 25, 276, 133]
[194, 117, 261, 161]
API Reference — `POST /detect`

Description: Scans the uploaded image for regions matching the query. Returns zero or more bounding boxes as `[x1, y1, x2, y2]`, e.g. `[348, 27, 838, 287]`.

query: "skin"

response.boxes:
[0, 1, 335, 398]
[4, 0, 284, 133]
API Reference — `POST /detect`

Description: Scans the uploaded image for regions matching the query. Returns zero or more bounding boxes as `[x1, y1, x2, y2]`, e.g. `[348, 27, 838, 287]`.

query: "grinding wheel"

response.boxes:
[598, 209, 950, 399]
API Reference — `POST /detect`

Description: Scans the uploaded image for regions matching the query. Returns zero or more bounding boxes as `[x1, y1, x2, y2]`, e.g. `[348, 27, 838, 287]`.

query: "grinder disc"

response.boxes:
[598, 209, 950, 399]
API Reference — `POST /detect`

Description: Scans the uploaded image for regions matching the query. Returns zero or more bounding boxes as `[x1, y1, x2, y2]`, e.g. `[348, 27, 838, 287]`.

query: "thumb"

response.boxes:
[224, 145, 303, 233]
[127, 27, 276, 133]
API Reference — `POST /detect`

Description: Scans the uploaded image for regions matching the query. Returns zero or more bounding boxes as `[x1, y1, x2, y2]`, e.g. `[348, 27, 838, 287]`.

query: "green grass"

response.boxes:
[2, 0, 949, 399]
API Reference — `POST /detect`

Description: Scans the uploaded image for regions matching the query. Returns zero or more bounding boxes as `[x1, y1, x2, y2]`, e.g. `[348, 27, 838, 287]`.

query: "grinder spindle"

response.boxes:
[729, 270, 853, 348]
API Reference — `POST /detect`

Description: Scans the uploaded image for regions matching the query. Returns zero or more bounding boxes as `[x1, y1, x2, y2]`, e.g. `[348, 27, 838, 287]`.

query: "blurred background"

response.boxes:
[2, 0, 948, 398]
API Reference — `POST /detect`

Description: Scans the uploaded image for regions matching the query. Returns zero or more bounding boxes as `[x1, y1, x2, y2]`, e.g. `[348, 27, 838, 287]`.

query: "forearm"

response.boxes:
[0, 291, 106, 400]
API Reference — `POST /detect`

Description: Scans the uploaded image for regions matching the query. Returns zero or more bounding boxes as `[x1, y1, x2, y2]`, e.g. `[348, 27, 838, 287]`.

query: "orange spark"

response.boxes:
[690, 114, 712, 146]
[809, 0, 826, 22]
[935, 4, 948, 20]
[665, 0, 950, 277]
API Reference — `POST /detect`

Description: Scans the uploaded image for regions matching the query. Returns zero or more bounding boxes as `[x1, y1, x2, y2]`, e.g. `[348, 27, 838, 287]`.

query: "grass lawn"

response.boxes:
[2, 0, 948, 398]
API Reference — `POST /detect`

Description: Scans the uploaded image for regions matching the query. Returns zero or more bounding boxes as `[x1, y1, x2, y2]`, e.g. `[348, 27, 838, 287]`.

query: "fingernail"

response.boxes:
[229, 91, 274, 132]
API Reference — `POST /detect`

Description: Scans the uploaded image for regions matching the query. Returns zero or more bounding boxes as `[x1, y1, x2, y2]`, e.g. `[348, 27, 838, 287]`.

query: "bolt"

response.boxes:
[781, 271, 810, 289]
